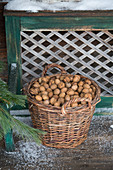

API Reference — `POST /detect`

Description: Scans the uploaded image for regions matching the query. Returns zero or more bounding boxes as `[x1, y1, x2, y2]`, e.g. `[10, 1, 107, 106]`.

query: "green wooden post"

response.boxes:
[4, 63, 18, 151]
[4, 129, 15, 152]
[96, 96, 113, 108]
[5, 16, 22, 94]
[4, 16, 21, 151]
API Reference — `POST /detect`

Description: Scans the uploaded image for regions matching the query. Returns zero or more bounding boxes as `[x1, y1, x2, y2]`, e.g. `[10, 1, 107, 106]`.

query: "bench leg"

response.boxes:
[4, 129, 15, 152]
[4, 63, 17, 151]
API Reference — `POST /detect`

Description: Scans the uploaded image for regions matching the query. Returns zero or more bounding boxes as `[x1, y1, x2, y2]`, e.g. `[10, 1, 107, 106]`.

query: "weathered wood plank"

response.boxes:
[4, 129, 15, 152]
[20, 16, 113, 30]
[3, 10, 113, 17]
[5, 16, 22, 94]
[8, 63, 18, 94]
[0, 3, 8, 82]
[96, 96, 113, 108]
[4, 63, 18, 152]
[0, 49, 8, 82]
[0, 2, 7, 49]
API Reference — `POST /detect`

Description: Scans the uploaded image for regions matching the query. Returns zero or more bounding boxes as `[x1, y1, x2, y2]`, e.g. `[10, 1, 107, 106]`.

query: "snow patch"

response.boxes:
[13, 116, 33, 126]
[5, 141, 61, 168]
[4, 0, 113, 12]
[95, 107, 113, 113]
[110, 125, 113, 128]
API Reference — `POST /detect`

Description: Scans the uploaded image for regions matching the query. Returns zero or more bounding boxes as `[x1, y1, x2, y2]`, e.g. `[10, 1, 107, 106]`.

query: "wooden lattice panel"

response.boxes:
[21, 30, 113, 96]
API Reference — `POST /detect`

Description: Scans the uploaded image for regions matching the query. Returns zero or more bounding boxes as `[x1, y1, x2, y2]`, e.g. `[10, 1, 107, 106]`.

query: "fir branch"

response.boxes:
[0, 79, 27, 108]
[0, 97, 10, 104]
[0, 78, 8, 88]
[0, 105, 46, 144]
[13, 118, 46, 144]
[0, 61, 46, 145]
[0, 128, 3, 141]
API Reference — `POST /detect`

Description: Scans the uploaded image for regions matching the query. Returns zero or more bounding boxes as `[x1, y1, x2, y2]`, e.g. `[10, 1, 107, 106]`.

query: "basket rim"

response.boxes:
[24, 73, 101, 112]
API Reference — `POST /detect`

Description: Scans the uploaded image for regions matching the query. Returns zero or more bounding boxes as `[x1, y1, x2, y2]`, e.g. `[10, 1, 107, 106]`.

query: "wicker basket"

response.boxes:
[24, 64, 101, 148]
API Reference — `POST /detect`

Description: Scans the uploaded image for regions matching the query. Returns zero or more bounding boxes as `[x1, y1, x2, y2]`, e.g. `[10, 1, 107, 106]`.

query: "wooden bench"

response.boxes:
[3, 10, 113, 151]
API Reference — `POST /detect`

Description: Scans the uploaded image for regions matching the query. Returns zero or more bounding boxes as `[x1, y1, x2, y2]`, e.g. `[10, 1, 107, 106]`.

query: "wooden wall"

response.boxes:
[0, 2, 8, 82]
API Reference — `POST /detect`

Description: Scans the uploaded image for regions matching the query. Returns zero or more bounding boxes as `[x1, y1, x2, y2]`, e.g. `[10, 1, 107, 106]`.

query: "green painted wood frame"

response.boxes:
[4, 63, 18, 151]
[4, 11, 113, 109]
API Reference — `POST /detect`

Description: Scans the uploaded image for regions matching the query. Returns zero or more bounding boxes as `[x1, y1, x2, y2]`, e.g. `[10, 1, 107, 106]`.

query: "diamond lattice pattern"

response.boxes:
[21, 30, 113, 96]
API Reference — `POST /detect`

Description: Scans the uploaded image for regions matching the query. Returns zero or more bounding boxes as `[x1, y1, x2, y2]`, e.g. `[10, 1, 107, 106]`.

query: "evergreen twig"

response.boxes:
[0, 63, 46, 145]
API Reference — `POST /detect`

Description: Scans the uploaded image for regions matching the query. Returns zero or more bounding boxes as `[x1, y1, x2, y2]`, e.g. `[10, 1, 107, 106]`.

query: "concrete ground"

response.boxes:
[0, 113, 113, 170]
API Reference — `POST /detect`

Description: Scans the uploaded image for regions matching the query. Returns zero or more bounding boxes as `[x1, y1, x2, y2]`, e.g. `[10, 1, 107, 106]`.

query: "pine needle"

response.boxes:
[0, 104, 46, 144]
[0, 62, 46, 145]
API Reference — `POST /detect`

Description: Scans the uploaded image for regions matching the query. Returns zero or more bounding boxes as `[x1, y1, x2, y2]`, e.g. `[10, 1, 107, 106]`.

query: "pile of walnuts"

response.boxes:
[29, 75, 96, 107]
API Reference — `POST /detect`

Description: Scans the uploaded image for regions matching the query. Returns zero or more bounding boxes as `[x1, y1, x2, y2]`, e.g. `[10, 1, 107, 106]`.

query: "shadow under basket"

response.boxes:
[25, 64, 101, 148]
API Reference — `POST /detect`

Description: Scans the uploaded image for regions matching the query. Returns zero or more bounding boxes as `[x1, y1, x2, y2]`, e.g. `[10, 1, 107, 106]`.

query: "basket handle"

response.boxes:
[42, 63, 67, 77]
[94, 97, 101, 106]
[61, 97, 92, 116]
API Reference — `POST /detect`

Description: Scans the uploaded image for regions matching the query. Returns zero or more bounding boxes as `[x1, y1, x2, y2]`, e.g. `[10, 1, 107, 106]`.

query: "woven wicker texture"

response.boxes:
[25, 64, 101, 148]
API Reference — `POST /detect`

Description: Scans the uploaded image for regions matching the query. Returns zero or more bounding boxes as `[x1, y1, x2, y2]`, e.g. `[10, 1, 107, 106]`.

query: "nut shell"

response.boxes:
[33, 82, 40, 88]
[40, 86, 45, 92]
[49, 79, 55, 86]
[60, 76, 65, 81]
[51, 84, 57, 90]
[58, 82, 65, 89]
[72, 84, 78, 91]
[59, 92, 65, 98]
[47, 88, 52, 92]
[78, 81, 84, 87]
[84, 93, 92, 100]
[73, 75, 81, 82]
[58, 98, 64, 104]
[65, 95, 70, 101]
[42, 95, 49, 100]
[83, 83, 90, 89]
[42, 77, 48, 83]
[78, 87, 83, 93]
[50, 97, 57, 105]
[35, 95, 42, 101]
[64, 77, 70, 82]
[53, 95, 59, 99]
[42, 91, 48, 95]
[43, 83, 49, 89]
[54, 89, 60, 95]
[30, 88, 38, 95]
[54, 101, 60, 107]
[85, 79, 92, 85]
[61, 87, 67, 93]
[48, 91, 53, 98]
[67, 89, 75, 96]
[55, 79, 60, 85]
[66, 83, 71, 88]
[82, 88, 89, 93]
[43, 100, 49, 105]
